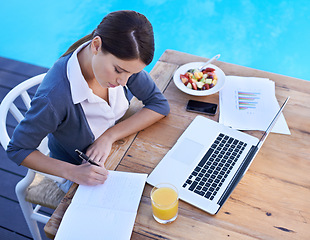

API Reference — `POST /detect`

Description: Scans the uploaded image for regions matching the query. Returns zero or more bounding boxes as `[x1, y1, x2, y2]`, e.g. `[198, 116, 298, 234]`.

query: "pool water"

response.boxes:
[0, 0, 309, 80]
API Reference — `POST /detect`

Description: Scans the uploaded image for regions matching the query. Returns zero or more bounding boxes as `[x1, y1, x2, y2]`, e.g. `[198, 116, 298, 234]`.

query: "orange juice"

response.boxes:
[151, 185, 178, 223]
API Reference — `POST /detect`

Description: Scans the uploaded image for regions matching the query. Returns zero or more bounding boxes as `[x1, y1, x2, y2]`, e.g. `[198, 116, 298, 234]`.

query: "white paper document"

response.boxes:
[219, 76, 290, 134]
[55, 171, 147, 240]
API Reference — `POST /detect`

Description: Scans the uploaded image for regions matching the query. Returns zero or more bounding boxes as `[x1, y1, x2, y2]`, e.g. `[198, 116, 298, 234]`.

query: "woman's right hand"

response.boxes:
[69, 163, 109, 186]
[21, 150, 109, 186]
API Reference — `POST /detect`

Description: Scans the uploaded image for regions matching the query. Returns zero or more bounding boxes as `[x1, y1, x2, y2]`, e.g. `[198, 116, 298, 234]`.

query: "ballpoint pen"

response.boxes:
[75, 149, 100, 167]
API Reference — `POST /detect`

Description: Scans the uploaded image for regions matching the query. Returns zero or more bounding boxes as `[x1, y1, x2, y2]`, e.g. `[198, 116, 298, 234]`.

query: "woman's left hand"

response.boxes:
[86, 135, 113, 166]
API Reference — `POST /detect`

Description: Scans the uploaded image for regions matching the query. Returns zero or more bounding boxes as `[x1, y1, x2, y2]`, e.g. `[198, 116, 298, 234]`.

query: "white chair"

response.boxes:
[0, 73, 66, 240]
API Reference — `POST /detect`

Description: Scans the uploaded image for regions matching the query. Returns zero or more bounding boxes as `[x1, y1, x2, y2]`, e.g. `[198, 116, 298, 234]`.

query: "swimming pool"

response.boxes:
[1, 0, 309, 80]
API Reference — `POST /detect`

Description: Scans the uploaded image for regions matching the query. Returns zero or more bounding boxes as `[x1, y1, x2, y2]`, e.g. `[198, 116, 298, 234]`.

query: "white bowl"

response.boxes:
[173, 62, 226, 96]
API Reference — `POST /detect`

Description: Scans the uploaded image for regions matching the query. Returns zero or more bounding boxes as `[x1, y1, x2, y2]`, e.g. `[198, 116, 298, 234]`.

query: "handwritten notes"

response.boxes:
[55, 171, 147, 240]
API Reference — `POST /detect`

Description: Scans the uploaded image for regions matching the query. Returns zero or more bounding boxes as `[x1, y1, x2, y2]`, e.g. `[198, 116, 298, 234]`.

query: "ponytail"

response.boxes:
[61, 30, 95, 57]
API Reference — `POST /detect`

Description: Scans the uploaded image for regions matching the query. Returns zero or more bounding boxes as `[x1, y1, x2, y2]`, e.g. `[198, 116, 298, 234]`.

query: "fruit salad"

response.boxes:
[180, 67, 218, 90]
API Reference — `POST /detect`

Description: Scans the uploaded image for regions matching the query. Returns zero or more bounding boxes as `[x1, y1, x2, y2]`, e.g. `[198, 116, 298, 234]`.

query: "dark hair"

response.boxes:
[62, 10, 154, 65]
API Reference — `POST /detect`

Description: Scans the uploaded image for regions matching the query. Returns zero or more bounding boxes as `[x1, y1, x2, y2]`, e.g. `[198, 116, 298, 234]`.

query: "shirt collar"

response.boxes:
[67, 40, 93, 104]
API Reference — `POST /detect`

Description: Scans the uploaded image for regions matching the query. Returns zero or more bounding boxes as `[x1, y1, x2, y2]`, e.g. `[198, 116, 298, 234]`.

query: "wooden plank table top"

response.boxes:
[44, 50, 310, 240]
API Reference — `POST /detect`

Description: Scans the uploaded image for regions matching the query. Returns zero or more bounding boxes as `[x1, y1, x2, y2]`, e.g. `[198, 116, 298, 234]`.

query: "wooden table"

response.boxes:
[44, 50, 310, 240]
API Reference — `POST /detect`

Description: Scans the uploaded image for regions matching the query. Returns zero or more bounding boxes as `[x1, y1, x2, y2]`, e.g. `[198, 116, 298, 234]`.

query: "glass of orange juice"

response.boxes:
[151, 183, 179, 224]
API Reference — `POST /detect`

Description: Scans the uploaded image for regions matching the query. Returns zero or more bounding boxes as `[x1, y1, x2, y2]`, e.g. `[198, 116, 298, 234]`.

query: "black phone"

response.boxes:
[186, 100, 218, 116]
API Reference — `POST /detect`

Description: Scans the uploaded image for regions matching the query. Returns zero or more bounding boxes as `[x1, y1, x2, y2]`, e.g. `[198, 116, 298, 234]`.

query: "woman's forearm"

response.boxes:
[22, 150, 72, 178]
[86, 108, 165, 163]
[104, 108, 165, 142]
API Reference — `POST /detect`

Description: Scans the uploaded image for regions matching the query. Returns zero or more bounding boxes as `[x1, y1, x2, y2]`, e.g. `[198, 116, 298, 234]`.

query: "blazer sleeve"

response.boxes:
[126, 70, 170, 116]
[6, 95, 60, 165]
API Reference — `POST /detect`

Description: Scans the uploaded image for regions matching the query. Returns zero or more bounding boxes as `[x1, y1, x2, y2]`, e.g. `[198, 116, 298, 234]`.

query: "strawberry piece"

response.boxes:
[191, 82, 198, 90]
[203, 67, 215, 72]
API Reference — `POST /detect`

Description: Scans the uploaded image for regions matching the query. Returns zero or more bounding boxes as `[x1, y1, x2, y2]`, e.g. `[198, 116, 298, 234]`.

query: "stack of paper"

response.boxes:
[55, 171, 147, 240]
[219, 76, 290, 135]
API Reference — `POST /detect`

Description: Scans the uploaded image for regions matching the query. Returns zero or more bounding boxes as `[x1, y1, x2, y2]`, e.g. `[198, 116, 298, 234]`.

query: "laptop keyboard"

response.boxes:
[182, 133, 247, 200]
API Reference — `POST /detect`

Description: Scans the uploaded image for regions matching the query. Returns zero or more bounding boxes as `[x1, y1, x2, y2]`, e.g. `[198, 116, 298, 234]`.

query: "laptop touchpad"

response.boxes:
[171, 138, 204, 166]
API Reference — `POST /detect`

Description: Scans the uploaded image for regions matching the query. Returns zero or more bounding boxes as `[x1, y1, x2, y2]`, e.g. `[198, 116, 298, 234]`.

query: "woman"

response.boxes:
[7, 10, 170, 191]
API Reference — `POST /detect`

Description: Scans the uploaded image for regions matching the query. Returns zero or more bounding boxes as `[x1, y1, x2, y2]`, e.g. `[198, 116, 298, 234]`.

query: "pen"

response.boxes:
[75, 149, 100, 167]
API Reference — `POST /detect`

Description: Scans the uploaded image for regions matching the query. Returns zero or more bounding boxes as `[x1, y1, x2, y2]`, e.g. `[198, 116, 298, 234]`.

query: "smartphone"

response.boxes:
[186, 100, 218, 116]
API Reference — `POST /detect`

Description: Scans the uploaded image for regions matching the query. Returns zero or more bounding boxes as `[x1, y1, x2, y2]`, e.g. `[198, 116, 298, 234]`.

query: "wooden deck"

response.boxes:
[0, 57, 51, 240]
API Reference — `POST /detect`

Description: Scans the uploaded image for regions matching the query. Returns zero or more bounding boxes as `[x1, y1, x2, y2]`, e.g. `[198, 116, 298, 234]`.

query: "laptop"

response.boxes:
[147, 97, 290, 215]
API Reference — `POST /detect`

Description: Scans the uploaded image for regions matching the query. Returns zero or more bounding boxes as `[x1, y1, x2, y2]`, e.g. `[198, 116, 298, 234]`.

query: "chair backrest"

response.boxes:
[0, 73, 48, 154]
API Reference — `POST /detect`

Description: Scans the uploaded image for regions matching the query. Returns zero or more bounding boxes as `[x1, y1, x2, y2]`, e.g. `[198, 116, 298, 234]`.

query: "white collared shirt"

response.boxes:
[67, 41, 129, 140]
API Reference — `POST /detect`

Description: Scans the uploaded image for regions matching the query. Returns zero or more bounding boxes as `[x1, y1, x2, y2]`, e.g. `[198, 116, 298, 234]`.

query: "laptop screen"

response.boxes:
[256, 97, 290, 149]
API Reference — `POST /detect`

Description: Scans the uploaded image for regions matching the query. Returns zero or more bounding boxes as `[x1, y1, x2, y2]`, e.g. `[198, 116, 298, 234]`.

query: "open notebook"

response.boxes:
[55, 171, 147, 240]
